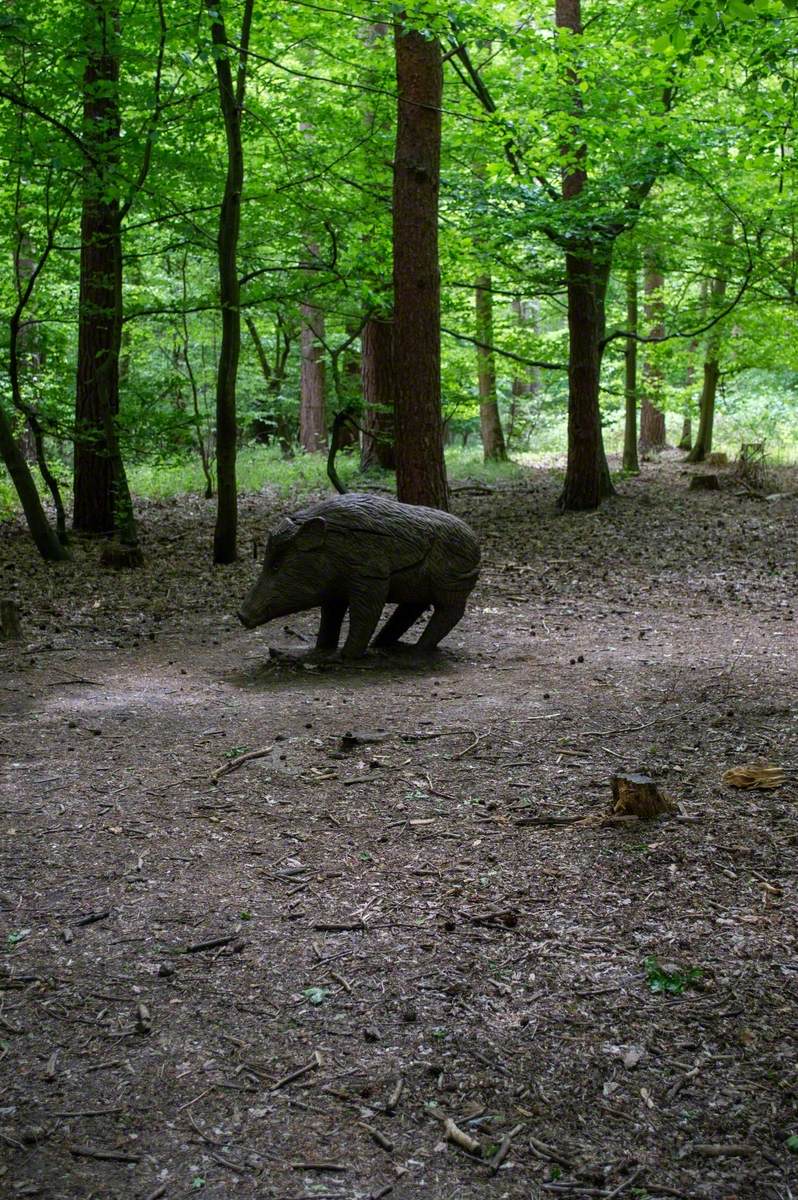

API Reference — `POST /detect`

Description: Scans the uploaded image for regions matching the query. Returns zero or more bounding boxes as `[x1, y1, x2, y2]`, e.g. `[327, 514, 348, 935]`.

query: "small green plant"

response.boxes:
[239, 910, 252, 921]
[6, 929, 30, 948]
[644, 956, 703, 995]
[225, 746, 249, 758]
[303, 986, 329, 1006]
[786, 1134, 798, 1154]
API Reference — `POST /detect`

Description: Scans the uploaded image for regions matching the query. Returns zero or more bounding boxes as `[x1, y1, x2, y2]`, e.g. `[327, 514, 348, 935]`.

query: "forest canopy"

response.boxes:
[1, 0, 797, 557]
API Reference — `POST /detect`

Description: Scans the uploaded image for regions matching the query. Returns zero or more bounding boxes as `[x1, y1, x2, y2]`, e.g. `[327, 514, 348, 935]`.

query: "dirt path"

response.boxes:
[1, 456, 796, 1199]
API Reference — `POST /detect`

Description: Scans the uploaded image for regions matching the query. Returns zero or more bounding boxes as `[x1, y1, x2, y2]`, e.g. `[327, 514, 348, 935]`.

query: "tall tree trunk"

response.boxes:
[593, 255, 616, 498]
[207, 0, 253, 564]
[508, 298, 539, 447]
[559, 248, 603, 510]
[687, 273, 727, 463]
[475, 274, 508, 462]
[622, 266, 640, 473]
[360, 315, 396, 470]
[638, 250, 666, 452]
[0, 400, 69, 561]
[299, 301, 327, 451]
[73, 1, 129, 537]
[678, 332, 700, 452]
[393, 17, 448, 510]
[555, 0, 603, 511]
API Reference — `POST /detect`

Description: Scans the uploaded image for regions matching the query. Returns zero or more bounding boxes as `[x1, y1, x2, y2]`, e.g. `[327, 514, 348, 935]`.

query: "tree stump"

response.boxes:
[689, 474, 719, 491]
[705, 451, 729, 467]
[100, 541, 144, 569]
[610, 773, 677, 818]
[0, 600, 21, 640]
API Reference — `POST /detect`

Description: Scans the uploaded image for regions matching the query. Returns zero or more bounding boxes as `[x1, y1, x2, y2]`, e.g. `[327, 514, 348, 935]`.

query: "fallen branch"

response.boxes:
[212, 744, 274, 783]
[271, 1051, 322, 1091]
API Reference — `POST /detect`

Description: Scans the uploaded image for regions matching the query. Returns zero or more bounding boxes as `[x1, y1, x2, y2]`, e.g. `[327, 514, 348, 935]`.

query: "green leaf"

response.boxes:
[786, 1135, 798, 1153]
[303, 986, 329, 1006]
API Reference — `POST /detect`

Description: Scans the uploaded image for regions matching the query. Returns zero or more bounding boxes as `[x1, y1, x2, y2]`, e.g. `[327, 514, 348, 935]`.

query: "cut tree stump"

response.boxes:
[610, 773, 677, 818]
[1, 599, 21, 640]
[689, 474, 720, 492]
[100, 541, 144, 569]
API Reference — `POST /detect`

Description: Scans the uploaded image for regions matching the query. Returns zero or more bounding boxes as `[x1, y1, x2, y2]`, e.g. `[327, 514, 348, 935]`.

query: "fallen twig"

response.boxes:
[528, 1133, 574, 1169]
[68, 1143, 141, 1163]
[359, 1121, 394, 1152]
[291, 1160, 347, 1172]
[490, 1123, 524, 1173]
[212, 744, 273, 783]
[271, 1051, 322, 1091]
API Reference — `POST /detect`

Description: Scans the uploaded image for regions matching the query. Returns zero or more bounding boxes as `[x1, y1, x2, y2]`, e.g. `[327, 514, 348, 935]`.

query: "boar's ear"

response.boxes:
[294, 516, 327, 551]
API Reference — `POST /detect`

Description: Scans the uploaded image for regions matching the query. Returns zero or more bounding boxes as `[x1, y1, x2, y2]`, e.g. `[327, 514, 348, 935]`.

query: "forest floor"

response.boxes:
[1, 452, 797, 1200]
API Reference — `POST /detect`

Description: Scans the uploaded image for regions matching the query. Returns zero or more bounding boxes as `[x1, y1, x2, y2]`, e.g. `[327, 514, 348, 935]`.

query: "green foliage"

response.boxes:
[0, 0, 796, 524]
[644, 956, 704, 995]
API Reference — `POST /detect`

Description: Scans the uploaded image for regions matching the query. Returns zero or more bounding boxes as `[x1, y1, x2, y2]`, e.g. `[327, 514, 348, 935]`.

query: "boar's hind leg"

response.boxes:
[415, 596, 468, 651]
[316, 598, 348, 651]
[373, 602, 427, 647]
[341, 583, 389, 659]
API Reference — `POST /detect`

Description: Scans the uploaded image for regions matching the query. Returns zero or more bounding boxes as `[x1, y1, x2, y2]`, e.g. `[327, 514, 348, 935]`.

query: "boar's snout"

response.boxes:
[237, 607, 258, 629]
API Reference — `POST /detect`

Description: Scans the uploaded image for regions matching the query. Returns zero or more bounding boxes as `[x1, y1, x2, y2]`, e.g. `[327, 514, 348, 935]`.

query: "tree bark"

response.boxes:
[555, 0, 604, 511]
[475, 274, 508, 462]
[508, 298, 539, 447]
[392, 17, 448, 510]
[559, 248, 603, 510]
[0, 400, 69, 561]
[638, 251, 666, 452]
[73, 1, 133, 539]
[360, 315, 396, 470]
[686, 270, 727, 464]
[299, 301, 327, 451]
[622, 266, 640, 473]
[207, 0, 253, 564]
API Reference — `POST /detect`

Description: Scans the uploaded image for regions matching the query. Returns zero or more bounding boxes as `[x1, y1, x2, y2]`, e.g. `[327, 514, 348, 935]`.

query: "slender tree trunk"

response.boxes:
[508, 298, 539, 447]
[393, 17, 448, 509]
[207, 0, 253, 564]
[622, 266, 640, 473]
[638, 251, 666, 452]
[360, 315, 396, 470]
[244, 315, 294, 456]
[299, 301, 327, 451]
[475, 274, 507, 462]
[687, 272, 727, 463]
[678, 415, 693, 451]
[0, 401, 69, 561]
[593, 255, 616, 498]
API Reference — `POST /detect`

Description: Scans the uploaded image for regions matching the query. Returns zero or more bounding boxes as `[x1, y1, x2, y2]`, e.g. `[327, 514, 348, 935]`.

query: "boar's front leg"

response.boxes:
[341, 581, 389, 658]
[415, 595, 468, 650]
[316, 597, 347, 652]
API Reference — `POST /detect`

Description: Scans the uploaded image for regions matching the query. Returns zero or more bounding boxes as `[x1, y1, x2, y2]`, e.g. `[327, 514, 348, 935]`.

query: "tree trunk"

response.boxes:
[0, 400, 69, 561]
[360, 315, 396, 470]
[559, 248, 603, 510]
[622, 266, 640, 473]
[678, 415, 692, 451]
[687, 359, 721, 463]
[687, 271, 727, 463]
[555, 0, 604, 511]
[475, 274, 508, 462]
[244, 315, 294, 456]
[392, 17, 448, 510]
[638, 251, 666, 453]
[207, 0, 253, 564]
[508, 298, 539, 447]
[299, 301, 327, 451]
[74, 1, 134, 539]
